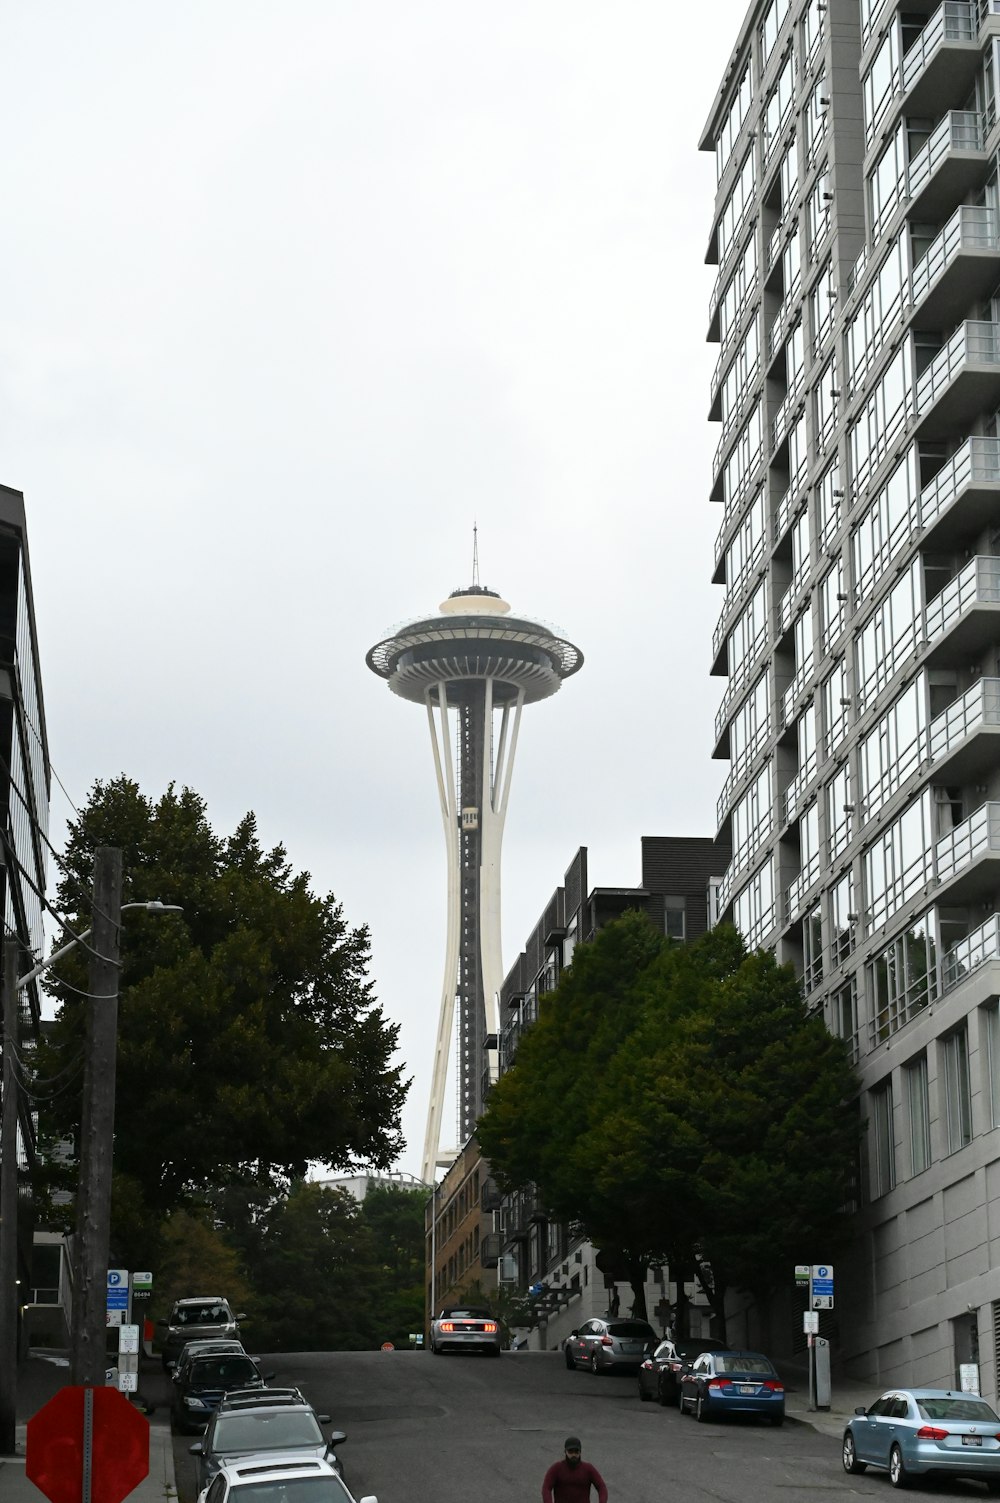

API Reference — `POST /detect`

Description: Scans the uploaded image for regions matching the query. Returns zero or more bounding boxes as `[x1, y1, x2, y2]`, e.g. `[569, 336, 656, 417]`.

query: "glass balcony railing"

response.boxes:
[715, 633, 769, 742]
[924, 554, 1000, 645]
[785, 856, 821, 927]
[902, 2, 976, 97]
[780, 654, 815, 730]
[781, 748, 818, 828]
[908, 111, 984, 203]
[776, 560, 809, 636]
[935, 800, 1000, 886]
[928, 677, 1000, 761]
[911, 205, 1000, 308]
[916, 320, 1000, 418]
[942, 911, 1000, 992]
[919, 435, 1000, 531]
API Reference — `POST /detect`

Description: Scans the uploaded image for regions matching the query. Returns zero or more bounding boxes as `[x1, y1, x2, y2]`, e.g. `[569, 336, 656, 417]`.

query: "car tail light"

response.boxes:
[761, 1380, 784, 1393]
[708, 1378, 728, 1391]
[600, 1336, 614, 1346]
[439, 1322, 455, 1333]
[668, 1361, 682, 1372]
[484, 1322, 498, 1334]
[916, 1426, 949, 1441]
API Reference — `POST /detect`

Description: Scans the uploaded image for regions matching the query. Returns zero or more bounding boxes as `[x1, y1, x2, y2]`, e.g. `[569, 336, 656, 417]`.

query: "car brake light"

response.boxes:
[484, 1322, 498, 1334]
[916, 1426, 949, 1440]
[601, 1336, 614, 1346]
[439, 1322, 454, 1333]
[762, 1380, 784, 1393]
[708, 1378, 728, 1391]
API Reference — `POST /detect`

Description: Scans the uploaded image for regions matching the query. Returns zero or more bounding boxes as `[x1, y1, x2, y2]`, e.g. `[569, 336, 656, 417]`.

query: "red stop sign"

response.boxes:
[27, 1386, 149, 1503]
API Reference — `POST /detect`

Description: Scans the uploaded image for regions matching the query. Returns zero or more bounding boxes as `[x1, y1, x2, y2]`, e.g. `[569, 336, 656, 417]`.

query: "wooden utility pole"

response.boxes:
[0, 937, 20, 1453]
[70, 847, 123, 1387]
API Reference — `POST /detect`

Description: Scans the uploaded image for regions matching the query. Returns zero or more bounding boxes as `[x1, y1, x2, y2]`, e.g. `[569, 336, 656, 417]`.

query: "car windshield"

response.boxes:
[189, 1359, 259, 1388]
[675, 1340, 723, 1359]
[175, 1306, 230, 1325]
[440, 1309, 488, 1319]
[214, 1413, 323, 1452]
[716, 1355, 775, 1375]
[234, 1481, 351, 1503]
[918, 1397, 1000, 1422]
[608, 1322, 654, 1338]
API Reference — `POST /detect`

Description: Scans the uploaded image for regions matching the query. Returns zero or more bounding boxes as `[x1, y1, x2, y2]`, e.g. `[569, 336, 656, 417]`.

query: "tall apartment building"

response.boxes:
[703, 0, 1000, 1390]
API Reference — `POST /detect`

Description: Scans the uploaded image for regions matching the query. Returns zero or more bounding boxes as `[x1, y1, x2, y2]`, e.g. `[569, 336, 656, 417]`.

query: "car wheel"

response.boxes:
[695, 1393, 709, 1423]
[888, 1444, 911, 1489]
[842, 1433, 866, 1474]
[564, 1348, 575, 1370]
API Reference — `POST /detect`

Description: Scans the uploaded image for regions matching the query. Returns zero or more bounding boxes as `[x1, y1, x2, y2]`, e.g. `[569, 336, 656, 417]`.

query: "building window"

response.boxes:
[803, 903, 823, 994]
[871, 1080, 895, 1197]
[716, 58, 753, 184]
[807, 165, 833, 257]
[829, 872, 855, 968]
[664, 897, 686, 940]
[905, 1054, 932, 1176]
[831, 977, 859, 1062]
[942, 1026, 973, 1153]
[986, 1004, 1000, 1130]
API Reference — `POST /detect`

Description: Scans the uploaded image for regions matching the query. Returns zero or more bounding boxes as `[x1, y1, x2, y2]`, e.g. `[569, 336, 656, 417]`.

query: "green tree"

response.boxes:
[358, 1183, 426, 1347]
[39, 777, 407, 1265]
[250, 1184, 380, 1351]
[477, 913, 861, 1334]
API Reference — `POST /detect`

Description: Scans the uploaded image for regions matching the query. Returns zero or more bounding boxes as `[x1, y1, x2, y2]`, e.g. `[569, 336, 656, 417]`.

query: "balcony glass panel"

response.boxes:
[924, 554, 1000, 646]
[942, 912, 1000, 991]
[907, 111, 984, 205]
[901, 2, 976, 98]
[928, 677, 1000, 760]
[936, 800, 1000, 886]
[911, 205, 999, 308]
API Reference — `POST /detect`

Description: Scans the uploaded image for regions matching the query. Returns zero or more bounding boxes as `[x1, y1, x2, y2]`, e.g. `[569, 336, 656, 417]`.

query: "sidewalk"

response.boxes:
[780, 1360, 875, 1440]
[0, 1352, 177, 1503]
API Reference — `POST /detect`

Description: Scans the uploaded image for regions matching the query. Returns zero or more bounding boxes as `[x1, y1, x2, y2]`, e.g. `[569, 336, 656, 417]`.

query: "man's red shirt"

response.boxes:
[541, 1458, 608, 1503]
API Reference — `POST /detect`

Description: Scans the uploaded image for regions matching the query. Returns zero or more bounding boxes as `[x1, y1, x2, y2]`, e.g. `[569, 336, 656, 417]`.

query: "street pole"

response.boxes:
[70, 847, 123, 1387]
[0, 937, 20, 1452]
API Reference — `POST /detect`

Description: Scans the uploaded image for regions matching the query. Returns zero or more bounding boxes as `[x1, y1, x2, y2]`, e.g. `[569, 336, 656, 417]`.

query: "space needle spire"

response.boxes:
[366, 557, 583, 1182]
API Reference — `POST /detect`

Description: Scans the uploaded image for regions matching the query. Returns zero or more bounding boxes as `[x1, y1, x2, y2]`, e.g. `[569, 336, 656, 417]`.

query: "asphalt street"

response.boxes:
[153, 1349, 996, 1503]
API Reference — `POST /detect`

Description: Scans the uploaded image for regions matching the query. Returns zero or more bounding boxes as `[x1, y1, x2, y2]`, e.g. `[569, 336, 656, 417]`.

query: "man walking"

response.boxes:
[542, 1437, 608, 1503]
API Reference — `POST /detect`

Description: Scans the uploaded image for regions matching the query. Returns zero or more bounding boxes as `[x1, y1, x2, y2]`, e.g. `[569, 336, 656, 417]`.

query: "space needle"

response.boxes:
[366, 544, 583, 1182]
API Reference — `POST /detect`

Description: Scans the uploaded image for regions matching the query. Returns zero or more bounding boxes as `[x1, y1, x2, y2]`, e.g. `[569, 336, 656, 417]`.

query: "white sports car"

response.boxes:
[429, 1305, 501, 1356]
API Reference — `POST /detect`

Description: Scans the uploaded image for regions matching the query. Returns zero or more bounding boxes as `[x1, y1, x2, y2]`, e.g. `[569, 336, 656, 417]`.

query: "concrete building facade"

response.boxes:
[703, 0, 1000, 1392]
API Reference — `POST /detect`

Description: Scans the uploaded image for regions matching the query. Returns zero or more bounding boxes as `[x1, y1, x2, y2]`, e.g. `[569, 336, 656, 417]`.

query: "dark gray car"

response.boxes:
[159, 1296, 247, 1370]
[190, 1388, 346, 1492]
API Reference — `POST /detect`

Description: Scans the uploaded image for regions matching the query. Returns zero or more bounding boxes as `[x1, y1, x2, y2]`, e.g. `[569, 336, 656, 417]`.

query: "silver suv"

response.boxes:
[159, 1296, 246, 1370]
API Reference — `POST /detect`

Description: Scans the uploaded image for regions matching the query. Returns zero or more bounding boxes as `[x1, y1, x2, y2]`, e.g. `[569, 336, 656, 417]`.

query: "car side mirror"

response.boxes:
[189, 1443, 204, 1456]
[236, 1313, 248, 1321]
[569, 1330, 578, 1338]
[156, 1318, 167, 1328]
[855, 1406, 867, 1416]
[263, 1371, 277, 1381]
[326, 1429, 346, 1447]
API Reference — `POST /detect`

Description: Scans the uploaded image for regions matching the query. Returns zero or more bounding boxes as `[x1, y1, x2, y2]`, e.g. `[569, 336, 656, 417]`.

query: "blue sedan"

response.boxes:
[678, 1350, 785, 1425]
[843, 1388, 1000, 1491]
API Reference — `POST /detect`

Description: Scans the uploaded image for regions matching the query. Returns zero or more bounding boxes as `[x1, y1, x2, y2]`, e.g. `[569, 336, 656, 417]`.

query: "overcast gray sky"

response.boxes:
[0, 1, 750, 1179]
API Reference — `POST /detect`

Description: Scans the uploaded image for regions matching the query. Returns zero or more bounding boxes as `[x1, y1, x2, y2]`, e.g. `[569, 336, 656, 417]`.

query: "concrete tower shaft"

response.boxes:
[367, 585, 582, 1182]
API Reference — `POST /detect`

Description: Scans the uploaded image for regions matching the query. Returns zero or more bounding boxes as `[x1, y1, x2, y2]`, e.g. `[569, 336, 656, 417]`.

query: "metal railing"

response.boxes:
[942, 911, 1000, 991]
[928, 677, 1000, 760]
[936, 800, 1000, 885]
[911, 204, 999, 307]
[776, 560, 810, 636]
[902, 2, 976, 97]
[780, 653, 815, 731]
[781, 747, 819, 827]
[924, 554, 1000, 643]
[920, 434, 1000, 529]
[916, 319, 1000, 417]
[715, 624, 769, 740]
[908, 111, 985, 203]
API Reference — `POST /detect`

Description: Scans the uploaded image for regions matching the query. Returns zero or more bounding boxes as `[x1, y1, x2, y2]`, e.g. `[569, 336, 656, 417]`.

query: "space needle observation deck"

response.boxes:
[366, 581, 583, 1182]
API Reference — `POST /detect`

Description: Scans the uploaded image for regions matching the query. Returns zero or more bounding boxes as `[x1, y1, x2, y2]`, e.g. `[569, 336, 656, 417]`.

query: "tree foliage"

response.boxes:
[477, 912, 861, 1332]
[39, 777, 407, 1263]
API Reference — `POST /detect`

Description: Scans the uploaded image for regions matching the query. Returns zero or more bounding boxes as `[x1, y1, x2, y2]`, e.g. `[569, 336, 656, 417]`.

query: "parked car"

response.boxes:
[429, 1306, 501, 1356]
[842, 1388, 1000, 1491]
[159, 1296, 247, 1370]
[637, 1337, 727, 1405]
[171, 1351, 272, 1434]
[564, 1318, 658, 1374]
[195, 1454, 375, 1503]
[190, 1388, 346, 1492]
[173, 1341, 250, 1378]
[679, 1350, 785, 1425]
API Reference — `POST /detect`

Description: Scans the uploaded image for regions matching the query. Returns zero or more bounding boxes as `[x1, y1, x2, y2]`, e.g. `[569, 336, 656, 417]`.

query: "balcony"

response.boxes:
[775, 561, 810, 636]
[715, 638, 768, 742]
[911, 205, 1000, 329]
[918, 435, 1000, 549]
[907, 111, 986, 222]
[941, 911, 1000, 992]
[924, 554, 1000, 664]
[914, 320, 1000, 441]
[901, 2, 979, 118]
[781, 750, 819, 829]
[785, 856, 821, 927]
[928, 677, 1000, 783]
[779, 655, 815, 731]
[935, 800, 1000, 901]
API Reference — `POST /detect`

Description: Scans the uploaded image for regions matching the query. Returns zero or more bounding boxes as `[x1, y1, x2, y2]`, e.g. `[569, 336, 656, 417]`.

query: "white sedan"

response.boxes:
[429, 1305, 501, 1356]
[197, 1454, 375, 1503]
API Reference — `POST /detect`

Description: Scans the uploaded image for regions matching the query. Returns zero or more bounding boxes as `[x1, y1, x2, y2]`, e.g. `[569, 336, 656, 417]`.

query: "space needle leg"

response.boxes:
[479, 685, 524, 1041]
[422, 685, 462, 1183]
